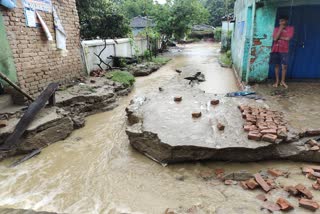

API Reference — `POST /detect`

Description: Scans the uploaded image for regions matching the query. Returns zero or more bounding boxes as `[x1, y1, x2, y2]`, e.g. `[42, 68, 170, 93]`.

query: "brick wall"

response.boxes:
[0, 0, 83, 97]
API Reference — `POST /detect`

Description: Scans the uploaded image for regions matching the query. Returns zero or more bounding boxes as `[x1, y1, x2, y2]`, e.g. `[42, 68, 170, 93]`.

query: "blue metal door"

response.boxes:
[270, 5, 320, 79]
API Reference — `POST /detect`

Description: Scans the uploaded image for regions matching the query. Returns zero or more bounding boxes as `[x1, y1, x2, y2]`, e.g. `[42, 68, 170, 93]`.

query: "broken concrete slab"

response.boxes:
[0, 107, 73, 161]
[126, 78, 320, 164]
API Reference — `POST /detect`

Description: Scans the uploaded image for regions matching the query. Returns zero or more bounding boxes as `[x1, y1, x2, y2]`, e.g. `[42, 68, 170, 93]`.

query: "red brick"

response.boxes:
[261, 129, 277, 135]
[256, 194, 267, 201]
[276, 198, 294, 211]
[254, 173, 271, 192]
[248, 132, 262, 141]
[305, 129, 320, 137]
[295, 184, 313, 199]
[217, 123, 225, 131]
[312, 183, 320, 190]
[267, 169, 283, 177]
[244, 125, 251, 132]
[262, 201, 281, 212]
[299, 199, 319, 211]
[174, 96, 182, 102]
[246, 178, 259, 190]
[262, 134, 278, 143]
[192, 112, 202, 118]
[306, 165, 320, 172]
[249, 125, 258, 131]
[214, 168, 224, 176]
[224, 180, 234, 185]
[308, 139, 319, 147]
[302, 167, 315, 174]
[285, 186, 299, 196]
[211, 99, 220, 105]
[0, 120, 8, 128]
[240, 181, 249, 190]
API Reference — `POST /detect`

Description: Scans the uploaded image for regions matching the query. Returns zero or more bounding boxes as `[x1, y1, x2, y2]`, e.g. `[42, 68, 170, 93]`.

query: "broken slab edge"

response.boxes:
[126, 123, 320, 164]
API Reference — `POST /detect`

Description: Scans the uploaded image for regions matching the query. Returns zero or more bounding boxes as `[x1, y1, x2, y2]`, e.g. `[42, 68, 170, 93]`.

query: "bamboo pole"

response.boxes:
[0, 71, 34, 102]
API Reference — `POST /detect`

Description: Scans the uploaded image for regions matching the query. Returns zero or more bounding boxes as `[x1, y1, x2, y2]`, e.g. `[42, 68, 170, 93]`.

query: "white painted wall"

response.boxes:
[81, 38, 149, 74]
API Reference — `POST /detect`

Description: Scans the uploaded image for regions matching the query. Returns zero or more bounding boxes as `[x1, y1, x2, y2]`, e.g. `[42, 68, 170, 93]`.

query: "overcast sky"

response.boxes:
[155, 0, 166, 4]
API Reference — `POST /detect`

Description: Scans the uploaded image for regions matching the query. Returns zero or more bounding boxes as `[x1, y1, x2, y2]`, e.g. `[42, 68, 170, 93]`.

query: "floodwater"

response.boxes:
[0, 42, 318, 214]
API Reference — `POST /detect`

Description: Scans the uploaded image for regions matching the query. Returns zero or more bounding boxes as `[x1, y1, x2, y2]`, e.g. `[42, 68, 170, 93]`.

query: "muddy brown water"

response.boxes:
[0, 42, 318, 214]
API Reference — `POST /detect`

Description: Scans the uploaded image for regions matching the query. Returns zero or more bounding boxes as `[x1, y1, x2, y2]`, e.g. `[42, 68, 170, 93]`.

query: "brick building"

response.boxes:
[0, 0, 83, 101]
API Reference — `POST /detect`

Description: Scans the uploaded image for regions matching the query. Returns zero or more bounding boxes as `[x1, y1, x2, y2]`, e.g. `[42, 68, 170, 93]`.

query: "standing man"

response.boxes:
[270, 15, 294, 89]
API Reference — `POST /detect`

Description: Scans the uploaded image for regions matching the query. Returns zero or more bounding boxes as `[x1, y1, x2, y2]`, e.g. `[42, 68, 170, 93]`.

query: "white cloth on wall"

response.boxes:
[36, 11, 53, 41]
[53, 7, 67, 50]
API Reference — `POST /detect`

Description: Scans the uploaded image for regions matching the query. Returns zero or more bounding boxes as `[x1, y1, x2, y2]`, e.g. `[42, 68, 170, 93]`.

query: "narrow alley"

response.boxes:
[1, 42, 319, 213]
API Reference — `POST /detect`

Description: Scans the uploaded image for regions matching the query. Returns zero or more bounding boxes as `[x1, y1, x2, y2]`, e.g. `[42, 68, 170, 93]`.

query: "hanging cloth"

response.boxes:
[53, 6, 67, 50]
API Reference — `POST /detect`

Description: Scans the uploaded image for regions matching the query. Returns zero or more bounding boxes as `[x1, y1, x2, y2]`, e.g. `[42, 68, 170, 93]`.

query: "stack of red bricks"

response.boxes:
[238, 105, 288, 143]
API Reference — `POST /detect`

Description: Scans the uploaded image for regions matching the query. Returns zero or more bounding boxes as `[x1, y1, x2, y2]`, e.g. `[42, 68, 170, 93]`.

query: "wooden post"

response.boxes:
[0, 71, 34, 102]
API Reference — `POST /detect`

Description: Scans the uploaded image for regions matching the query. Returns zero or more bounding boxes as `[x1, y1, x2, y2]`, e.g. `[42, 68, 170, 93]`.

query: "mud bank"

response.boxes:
[0, 77, 132, 161]
[126, 72, 320, 164]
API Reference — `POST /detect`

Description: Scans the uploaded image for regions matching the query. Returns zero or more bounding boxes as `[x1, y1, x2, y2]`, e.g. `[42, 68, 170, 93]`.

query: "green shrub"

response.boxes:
[214, 27, 222, 41]
[105, 70, 135, 86]
[226, 50, 232, 58]
[151, 57, 170, 65]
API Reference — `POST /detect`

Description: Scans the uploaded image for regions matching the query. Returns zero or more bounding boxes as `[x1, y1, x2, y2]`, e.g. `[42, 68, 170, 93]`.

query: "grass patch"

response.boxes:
[150, 57, 171, 65]
[105, 70, 135, 86]
[219, 50, 232, 67]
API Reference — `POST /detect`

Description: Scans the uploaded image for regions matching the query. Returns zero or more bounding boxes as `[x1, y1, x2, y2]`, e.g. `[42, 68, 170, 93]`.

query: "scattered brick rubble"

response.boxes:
[199, 166, 320, 212]
[238, 105, 288, 143]
[305, 139, 320, 152]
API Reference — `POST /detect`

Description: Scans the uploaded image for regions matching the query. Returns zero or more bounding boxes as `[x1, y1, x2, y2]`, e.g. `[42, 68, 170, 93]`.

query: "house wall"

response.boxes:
[247, 4, 276, 82]
[231, 0, 255, 81]
[0, 0, 83, 98]
[221, 21, 234, 51]
[233, 0, 320, 83]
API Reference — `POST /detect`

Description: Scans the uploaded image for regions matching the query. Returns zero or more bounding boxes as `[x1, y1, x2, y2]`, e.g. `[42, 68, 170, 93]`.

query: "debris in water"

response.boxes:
[174, 96, 182, 102]
[192, 112, 202, 118]
[210, 99, 220, 105]
[10, 149, 42, 167]
[217, 123, 225, 131]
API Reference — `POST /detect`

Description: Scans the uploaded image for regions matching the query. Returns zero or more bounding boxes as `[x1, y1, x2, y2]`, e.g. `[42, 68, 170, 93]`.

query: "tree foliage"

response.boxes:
[151, 0, 209, 40]
[202, 0, 235, 27]
[116, 0, 154, 19]
[76, 0, 130, 39]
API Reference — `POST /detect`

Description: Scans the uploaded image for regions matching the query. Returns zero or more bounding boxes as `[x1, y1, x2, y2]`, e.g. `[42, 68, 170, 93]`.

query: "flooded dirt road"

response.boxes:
[0, 42, 318, 214]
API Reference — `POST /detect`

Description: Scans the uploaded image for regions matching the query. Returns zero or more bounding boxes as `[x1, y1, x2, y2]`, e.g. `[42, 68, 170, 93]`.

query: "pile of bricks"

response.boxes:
[305, 139, 320, 151]
[238, 105, 288, 143]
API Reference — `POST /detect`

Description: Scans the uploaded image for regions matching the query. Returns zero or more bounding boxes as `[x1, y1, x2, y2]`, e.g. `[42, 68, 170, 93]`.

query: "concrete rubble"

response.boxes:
[0, 77, 132, 161]
[126, 71, 320, 164]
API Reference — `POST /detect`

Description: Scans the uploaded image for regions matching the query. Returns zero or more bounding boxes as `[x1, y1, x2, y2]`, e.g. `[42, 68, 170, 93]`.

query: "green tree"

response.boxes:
[152, 0, 209, 40]
[76, 0, 130, 39]
[203, 0, 235, 27]
[116, 0, 155, 19]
